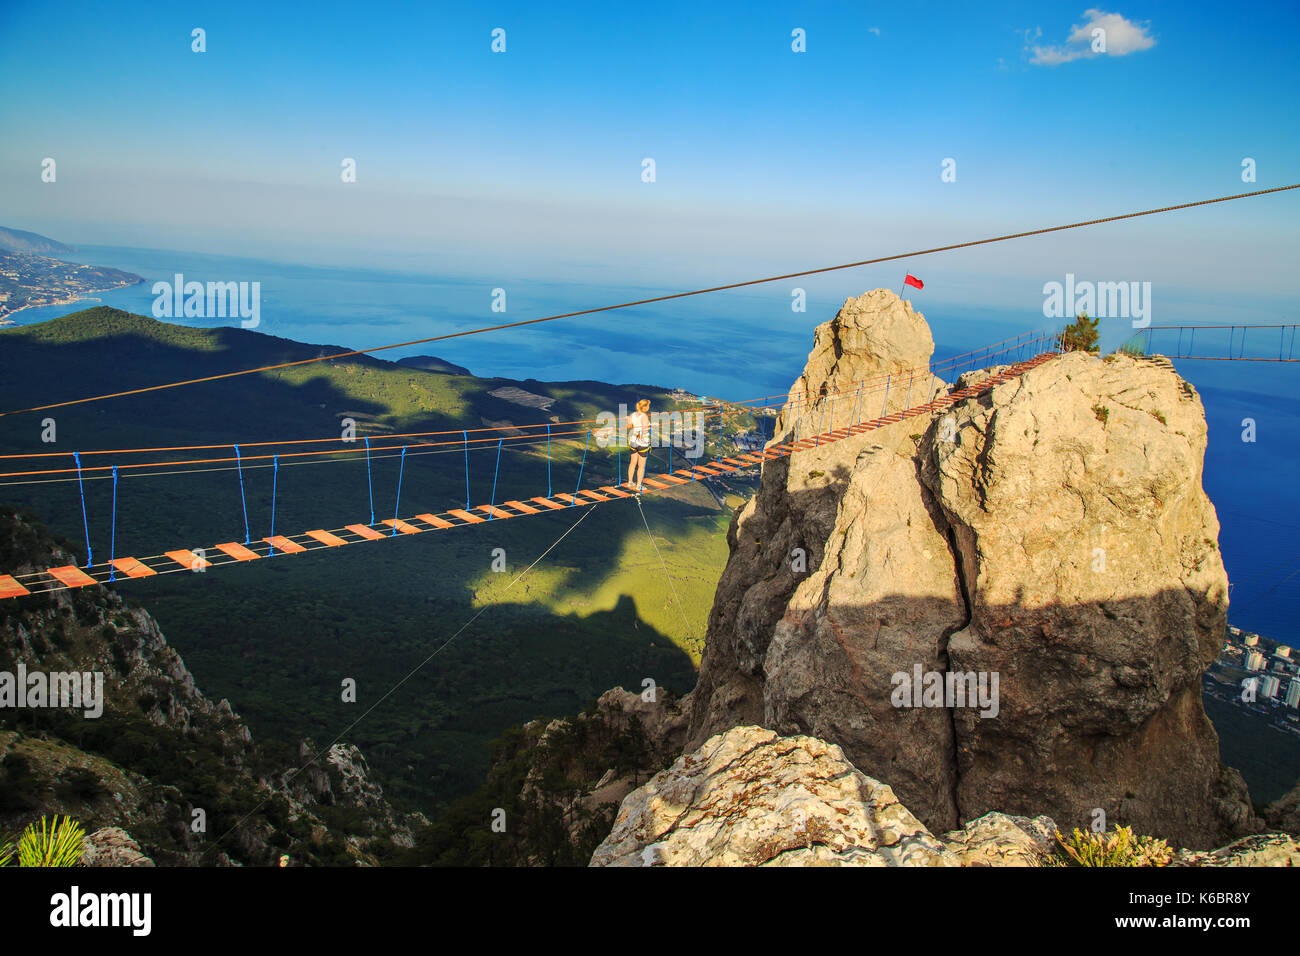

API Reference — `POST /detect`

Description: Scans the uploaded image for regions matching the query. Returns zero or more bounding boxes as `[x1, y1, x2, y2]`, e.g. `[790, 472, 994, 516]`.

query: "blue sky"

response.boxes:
[1, 0, 1297, 308]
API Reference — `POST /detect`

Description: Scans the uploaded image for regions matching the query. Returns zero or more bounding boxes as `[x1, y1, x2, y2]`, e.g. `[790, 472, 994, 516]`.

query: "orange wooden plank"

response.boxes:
[448, 508, 486, 524]
[415, 513, 456, 528]
[576, 490, 609, 502]
[166, 549, 211, 570]
[640, 477, 670, 490]
[479, 506, 514, 519]
[529, 496, 566, 511]
[110, 557, 156, 578]
[264, 535, 307, 554]
[216, 541, 261, 561]
[503, 500, 540, 514]
[48, 565, 95, 588]
[552, 493, 580, 504]
[305, 529, 347, 547]
[654, 474, 689, 485]
[345, 524, 385, 541]
[382, 519, 421, 534]
[0, 574, 29, 598]
[598, 486, 632, 498]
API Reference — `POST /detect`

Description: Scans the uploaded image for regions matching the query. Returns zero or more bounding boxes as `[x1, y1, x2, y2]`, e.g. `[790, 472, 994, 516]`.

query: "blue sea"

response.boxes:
[11, 244, 1299, 645]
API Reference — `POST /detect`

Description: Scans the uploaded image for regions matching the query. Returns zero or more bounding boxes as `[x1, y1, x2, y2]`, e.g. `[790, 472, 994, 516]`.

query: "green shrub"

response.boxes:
[59, 766, 107, 802]
[1093, 405, 1109, 424]
[1048, 826, 1173, 867]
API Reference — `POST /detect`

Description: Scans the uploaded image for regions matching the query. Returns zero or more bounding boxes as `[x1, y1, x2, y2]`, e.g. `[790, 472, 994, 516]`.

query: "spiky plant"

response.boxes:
[1049, 825, 1173, 867]
[16, 815, 86, 867]
[0, 836, 13, 867]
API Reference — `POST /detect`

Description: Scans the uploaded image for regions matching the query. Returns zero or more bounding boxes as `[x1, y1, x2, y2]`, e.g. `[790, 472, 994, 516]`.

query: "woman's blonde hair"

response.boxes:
[636, 399, 650, 413]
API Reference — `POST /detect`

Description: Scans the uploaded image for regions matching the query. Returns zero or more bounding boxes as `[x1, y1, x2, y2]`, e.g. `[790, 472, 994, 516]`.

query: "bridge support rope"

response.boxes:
[636, 494, 696, 646]
[73, 452, 92, 567]
[109, 465, 119, 582]
[235, 444, 251, 545]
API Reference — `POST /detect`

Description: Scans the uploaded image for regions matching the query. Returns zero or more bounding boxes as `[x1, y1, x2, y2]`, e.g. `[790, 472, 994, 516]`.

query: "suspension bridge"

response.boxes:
[0, 331, 1061, 599]
[1135, 324, 1300, 362]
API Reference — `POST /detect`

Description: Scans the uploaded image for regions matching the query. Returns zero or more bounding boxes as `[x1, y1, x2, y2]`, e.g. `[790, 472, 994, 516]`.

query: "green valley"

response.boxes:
[0, 308, 754, 815]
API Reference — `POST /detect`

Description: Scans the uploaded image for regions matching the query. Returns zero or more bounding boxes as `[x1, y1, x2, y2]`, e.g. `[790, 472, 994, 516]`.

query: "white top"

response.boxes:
[629, 411, 651, 445]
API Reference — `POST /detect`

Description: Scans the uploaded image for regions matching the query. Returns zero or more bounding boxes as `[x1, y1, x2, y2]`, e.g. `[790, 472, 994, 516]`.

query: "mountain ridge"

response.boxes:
[0, 226, 76, 257]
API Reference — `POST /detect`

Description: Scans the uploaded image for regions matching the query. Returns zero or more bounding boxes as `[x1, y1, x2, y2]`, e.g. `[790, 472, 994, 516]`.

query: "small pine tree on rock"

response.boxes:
[1062, 312, 1100, 353]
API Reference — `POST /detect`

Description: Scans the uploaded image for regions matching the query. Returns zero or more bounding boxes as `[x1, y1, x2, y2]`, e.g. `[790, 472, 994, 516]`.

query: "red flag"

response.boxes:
[904, 274, 924, 290]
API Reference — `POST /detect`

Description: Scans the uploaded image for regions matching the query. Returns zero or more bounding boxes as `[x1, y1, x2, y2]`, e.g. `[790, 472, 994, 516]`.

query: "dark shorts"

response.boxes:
[630, 444, 650, 457]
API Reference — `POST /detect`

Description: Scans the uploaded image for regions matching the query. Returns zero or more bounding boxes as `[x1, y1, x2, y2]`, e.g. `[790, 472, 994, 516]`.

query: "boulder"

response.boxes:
[80, 827, 155, 867]
[941, 812, 1057, 866]
[590, 726, 957, 867]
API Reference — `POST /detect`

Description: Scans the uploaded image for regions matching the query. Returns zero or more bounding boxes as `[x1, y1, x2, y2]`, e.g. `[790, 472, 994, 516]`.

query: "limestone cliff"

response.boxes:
[684, 290, 1253, 850]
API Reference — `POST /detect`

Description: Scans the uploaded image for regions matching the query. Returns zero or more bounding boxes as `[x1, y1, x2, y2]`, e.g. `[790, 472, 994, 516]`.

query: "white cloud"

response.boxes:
[868, 26, 881, 35]
[1026, 9, 1155, 66]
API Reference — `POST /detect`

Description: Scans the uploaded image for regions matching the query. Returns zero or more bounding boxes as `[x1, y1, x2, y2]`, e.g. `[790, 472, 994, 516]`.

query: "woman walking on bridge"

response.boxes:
[626, 398, 652, 493]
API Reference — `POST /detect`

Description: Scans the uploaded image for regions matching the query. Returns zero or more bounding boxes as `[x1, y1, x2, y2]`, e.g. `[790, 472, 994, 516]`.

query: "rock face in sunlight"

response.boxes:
[590, 726, 958, 867]
[590, 727, 1293, 867]
[683, 289, 1254, 849]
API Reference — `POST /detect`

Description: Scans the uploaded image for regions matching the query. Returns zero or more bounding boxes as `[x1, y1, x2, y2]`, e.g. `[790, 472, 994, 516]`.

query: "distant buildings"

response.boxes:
[1287, 679, 1300, 709]
[1207, 626, 1300, 739]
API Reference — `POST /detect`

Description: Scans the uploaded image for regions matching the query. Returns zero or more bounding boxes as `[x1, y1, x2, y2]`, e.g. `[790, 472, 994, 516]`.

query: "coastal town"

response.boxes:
[1205, 624, 1300, 735]
[0, 252, 143, 325]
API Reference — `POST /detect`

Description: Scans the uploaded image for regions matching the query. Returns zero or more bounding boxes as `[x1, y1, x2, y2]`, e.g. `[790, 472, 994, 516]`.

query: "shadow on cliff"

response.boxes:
[687, 446, 1259, 851]
[692, 584, 1261, 850]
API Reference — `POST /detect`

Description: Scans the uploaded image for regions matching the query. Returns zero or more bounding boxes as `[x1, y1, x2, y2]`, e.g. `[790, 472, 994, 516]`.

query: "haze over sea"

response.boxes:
[13, 242, 1300, 647]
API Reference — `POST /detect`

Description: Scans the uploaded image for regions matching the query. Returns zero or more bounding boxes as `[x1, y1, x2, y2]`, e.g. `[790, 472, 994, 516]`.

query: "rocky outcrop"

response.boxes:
[1176, 834, 1300, 867]
[685, 290, 1253, 849]
[592, 726, 1296, 867]
[591, 726, 958, 866]
[409, 685, 691, 866]
[518, 687, 689, 854]
[940, 812, 1056, 866]
[81, 827, 155, 867]
[1260, 780, 1300, 835]
[0, 508, 423, 865]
